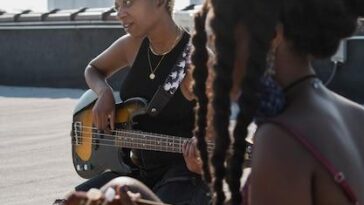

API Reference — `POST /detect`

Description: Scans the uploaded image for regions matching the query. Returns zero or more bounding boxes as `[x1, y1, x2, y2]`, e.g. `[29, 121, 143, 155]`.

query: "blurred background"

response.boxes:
[0, 0, 363, 103]
[0, 0, 195, 11]
[0, 0, 203, 90]
[1, 0, 364, 103]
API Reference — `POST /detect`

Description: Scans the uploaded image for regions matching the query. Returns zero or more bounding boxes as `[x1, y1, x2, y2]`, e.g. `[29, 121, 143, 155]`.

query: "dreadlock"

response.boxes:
[209, 0, 237, 204]
[229, 3, 281, 205]
[191, 2, 212, 184]
[208, 0, 281, 204]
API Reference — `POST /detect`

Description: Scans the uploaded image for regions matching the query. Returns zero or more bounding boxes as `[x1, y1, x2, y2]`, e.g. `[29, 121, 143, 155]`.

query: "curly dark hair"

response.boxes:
[281, 0, 363, 58]
[192, 0, 364, 205]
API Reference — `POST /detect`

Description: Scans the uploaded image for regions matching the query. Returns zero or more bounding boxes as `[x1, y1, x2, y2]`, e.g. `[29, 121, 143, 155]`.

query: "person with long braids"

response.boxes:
[54, 0, 211, 205]
[192, 0, 364, 204]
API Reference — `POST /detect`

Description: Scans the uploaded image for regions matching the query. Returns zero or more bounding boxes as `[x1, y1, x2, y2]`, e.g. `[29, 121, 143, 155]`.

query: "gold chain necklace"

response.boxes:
[147, 29, 183, 80]
[147, 50, 165, 80]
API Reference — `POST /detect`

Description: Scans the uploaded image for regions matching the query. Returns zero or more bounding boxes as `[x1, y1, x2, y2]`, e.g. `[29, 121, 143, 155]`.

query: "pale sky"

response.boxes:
[0, 0, 47, 11]
[0, 0, 191, 12]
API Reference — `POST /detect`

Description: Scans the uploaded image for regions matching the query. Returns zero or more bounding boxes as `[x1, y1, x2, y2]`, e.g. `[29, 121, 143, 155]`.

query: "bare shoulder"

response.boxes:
[111, 34, 144, 61]
[250, 122, 315, 205]
[274, 88, 364, 203]
[328, 90, 364, 152]
[332, 91, 364, 116]
[253, 122, 316, 174]
[89, 34, 144, 75]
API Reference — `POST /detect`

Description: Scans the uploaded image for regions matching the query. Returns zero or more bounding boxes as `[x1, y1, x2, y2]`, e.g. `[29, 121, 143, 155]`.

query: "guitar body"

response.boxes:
[71, 90, 147, 179]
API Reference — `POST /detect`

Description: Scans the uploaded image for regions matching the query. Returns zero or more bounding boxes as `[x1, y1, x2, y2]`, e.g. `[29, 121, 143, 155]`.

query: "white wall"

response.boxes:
[48, 0, 114, 10]
[189, 0, 202, 4]
[0, 0, 47, 11]
[48, 0, 202, 10]
[0, 0, 203, 12]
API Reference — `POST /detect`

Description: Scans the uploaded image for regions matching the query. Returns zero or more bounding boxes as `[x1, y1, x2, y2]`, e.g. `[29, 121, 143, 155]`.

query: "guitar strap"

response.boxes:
[146, 41, 191, 117]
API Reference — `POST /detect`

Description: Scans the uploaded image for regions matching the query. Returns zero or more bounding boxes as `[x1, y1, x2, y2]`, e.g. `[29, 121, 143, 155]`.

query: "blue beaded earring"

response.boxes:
[258, 48, 286, 117]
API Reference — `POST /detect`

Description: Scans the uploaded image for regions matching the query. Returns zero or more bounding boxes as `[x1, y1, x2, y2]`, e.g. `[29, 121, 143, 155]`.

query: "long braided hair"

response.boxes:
[192, 0, 281, 204]
[191, 2, 212, 184]
[192, 0, 238, 203]
[226, 1, 281, 203]
[208, 0, 236, 204]
[192, 0, 364, 204]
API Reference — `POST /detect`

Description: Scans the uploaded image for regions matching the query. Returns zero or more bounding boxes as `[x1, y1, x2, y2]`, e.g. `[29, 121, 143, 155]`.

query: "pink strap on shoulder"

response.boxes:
[264, 120, 359, 205]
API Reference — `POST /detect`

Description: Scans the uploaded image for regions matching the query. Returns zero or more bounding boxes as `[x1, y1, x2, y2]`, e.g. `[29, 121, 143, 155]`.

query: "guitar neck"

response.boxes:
[113, 129, 213, 153]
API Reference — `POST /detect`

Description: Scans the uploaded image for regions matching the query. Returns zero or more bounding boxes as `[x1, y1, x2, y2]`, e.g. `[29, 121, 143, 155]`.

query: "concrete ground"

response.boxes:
[0, 86, 86, 205]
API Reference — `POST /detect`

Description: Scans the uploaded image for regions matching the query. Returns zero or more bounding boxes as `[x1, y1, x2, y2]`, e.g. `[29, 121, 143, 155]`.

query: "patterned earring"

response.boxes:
[258, 48, 286, 117]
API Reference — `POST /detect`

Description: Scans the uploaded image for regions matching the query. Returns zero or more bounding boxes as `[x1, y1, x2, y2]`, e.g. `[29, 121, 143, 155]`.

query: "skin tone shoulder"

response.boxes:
[236, 21, 364, 205]
[251, 83, 364, 204]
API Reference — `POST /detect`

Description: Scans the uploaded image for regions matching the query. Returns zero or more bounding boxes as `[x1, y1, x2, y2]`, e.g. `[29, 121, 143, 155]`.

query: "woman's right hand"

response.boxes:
[92, 86, 116, 131]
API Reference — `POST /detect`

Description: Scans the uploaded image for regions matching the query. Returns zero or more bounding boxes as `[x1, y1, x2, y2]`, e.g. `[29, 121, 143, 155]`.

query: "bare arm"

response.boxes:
[84, 34, 143, 130]
[250, 123, 314, 205]
[85, 34, 142, 95]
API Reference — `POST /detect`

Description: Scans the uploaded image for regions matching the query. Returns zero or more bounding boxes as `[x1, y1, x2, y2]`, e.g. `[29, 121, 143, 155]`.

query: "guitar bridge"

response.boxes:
[73, 121, 83, 145]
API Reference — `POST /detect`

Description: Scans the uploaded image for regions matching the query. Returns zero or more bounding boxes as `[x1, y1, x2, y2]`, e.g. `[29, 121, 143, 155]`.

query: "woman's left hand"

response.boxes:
[182, 137, 202, 174]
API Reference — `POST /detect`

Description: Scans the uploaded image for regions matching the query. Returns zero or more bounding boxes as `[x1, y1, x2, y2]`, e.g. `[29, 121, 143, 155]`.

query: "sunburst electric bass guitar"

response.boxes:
[71, 90, 213, 179]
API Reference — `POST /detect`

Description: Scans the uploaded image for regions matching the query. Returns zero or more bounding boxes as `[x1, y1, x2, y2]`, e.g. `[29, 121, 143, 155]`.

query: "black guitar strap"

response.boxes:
[146, 42, 191, 117]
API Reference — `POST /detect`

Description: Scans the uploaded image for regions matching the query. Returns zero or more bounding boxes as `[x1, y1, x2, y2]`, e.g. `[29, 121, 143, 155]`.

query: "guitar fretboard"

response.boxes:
[113, 129, 214, 153]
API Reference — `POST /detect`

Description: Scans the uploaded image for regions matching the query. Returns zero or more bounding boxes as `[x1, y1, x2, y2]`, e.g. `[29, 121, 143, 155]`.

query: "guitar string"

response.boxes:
[71, 141, 214, 153]
[71, 142, 193, 153]
[72, 134, 215, 150]
[74, 133, 214, 148]
[77, 125, 187, 141]
[76, 124, 204, 142]
[73, 125, 215, 146]
[72, 124, 215, 153]
[71, 135, 214, 153]
[74, 133, 192, 147]
[72, 129, 215, 148]
[72, 137, 215, 150]
[72, 142, 213, 153]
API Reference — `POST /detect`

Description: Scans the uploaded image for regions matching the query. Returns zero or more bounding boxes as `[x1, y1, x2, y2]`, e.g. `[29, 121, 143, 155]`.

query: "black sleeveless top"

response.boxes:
[119, 32, 195, 180]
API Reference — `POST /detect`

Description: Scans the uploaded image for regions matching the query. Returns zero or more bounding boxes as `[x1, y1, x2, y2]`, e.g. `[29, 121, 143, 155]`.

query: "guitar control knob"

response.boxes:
[76, 165, 82, 171]
[84, 164, 88, 170]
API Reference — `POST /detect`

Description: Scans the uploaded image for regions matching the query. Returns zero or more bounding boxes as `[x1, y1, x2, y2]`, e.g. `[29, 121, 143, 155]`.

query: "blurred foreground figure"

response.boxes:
[190, 0, 364, 204]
